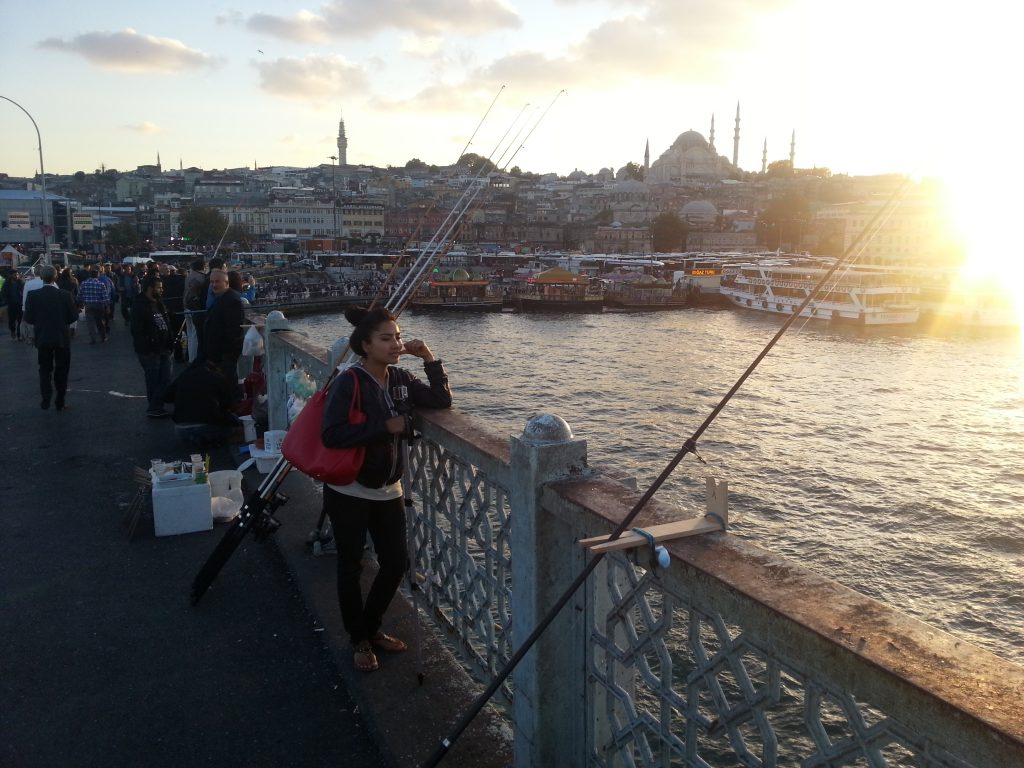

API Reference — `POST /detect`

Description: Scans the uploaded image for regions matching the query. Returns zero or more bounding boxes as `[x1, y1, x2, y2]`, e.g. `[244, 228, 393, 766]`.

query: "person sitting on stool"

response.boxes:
[162, 358, 240, 448]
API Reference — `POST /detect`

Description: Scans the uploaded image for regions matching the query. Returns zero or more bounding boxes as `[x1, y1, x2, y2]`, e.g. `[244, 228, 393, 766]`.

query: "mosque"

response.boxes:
[644, 103, 796, 184]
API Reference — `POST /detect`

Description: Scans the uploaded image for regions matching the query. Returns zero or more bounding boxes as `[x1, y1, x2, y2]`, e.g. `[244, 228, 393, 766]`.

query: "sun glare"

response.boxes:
[938, 164, 1024, 334]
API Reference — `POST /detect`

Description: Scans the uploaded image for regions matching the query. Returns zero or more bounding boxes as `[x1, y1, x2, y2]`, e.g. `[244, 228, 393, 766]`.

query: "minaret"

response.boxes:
[789, 129, 796, 169]
[761, 138, 767, 174]
[644, 139, 650, 171]
[732, 102, 740, 168]
[157, 152, 162, 173]
[337, 112, 348, 166]
[709, 114, 716, 154]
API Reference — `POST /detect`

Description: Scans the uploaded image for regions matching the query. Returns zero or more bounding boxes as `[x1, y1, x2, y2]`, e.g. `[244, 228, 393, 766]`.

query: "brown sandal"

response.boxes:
[354, 641, 379, 672]
[370, 632, 408, 653]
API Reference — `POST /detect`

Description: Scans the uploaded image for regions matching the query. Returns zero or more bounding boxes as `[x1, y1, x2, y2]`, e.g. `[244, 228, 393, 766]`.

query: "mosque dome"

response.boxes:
[670, 131, 709, 152]
[681, 200, 718, 217]
[451, 268, 471, 281]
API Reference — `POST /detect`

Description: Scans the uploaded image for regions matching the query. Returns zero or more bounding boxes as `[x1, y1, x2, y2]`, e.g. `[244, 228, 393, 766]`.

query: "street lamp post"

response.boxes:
[328, 155, 338, 252]
[0, 94, 50, 262]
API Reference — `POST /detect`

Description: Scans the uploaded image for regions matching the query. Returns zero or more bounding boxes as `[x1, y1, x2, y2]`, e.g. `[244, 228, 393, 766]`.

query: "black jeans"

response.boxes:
[323, 487, 408, 646]
[38, 345, 71, 407]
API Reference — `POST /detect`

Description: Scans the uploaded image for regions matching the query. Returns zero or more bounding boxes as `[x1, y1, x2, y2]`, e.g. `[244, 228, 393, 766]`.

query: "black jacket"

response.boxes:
[130, 294, 173, 355]
[203, 289, 245, 363]
[321, 361, 451, 488]
[24, 285, 78, 348]
[163, 361, 237, 426]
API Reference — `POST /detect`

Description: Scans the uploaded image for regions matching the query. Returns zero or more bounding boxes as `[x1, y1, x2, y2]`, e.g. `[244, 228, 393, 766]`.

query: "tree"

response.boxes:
[766, 159, 793, 178]
[456, 152, 496, 174]
[74, 171, 86, 181]
[618, 162, 645, 181]
[405, 158, 428, 172]
[756, 192, 810, 250]
[651, 212, 688, 252]
[224, 224, 255, 250]
[179, 206, 228, 246]
[104, 221, 140, 250]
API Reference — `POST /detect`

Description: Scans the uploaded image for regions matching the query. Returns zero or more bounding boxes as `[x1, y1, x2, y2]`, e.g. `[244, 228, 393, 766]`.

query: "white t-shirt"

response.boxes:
[326, 478, 402, 500]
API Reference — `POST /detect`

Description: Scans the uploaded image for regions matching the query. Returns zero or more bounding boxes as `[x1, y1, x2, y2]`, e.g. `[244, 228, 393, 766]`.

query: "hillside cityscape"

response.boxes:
[0, 114, 959, 269]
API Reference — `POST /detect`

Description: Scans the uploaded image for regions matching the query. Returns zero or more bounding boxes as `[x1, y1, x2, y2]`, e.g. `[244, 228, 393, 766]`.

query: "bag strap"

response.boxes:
[348, 368, 362, 416]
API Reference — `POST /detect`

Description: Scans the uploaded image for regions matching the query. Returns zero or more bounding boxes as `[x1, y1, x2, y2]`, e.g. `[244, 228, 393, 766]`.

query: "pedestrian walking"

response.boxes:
[23, 265, 78, 411]
[78, 268, 113, 344]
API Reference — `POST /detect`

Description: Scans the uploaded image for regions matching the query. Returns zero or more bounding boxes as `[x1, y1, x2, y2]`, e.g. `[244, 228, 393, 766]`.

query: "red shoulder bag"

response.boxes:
[281, 369, 366, 485]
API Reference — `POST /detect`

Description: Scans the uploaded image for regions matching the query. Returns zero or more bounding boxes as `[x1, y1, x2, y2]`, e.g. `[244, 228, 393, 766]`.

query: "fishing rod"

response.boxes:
[419, 174, 914, 767]
[390, 99, 558, 313]
[364, 96, 528, 309]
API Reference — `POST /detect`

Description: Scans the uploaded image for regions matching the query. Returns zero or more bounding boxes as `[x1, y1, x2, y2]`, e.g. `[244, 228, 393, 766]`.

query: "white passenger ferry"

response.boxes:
[719, 258, 920, 326]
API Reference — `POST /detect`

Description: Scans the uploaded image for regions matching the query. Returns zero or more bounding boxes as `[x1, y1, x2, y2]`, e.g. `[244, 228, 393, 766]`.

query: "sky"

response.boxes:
[1, 0, 1020, 182]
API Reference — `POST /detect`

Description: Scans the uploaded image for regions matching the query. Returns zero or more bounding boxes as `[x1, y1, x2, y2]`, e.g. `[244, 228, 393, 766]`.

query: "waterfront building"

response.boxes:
[0, 189, 68, 248]
[269, 198, 336, 240]
[686, 231, 759, 252]
[340, 200, 384, 241]
[814, 191, 955, 267]
[591, 223, 652, 254]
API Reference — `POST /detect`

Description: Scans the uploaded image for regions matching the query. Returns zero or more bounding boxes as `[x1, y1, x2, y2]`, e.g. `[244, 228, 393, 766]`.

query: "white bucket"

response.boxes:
[239, 415, 257, 443]
[263, 430, 287, 454]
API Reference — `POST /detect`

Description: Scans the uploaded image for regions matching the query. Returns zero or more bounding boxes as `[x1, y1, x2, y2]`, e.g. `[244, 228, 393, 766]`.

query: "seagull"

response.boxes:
[257, 49, 264, 54]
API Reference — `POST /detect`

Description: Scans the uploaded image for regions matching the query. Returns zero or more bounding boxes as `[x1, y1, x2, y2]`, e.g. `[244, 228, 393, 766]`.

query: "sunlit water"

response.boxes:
[294, 308, 1024, 665]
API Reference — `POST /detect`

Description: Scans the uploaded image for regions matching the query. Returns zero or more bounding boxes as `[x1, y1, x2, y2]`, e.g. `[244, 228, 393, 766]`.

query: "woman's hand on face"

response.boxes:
[385, 414, 407, 434]
[402, 339, 434, 362]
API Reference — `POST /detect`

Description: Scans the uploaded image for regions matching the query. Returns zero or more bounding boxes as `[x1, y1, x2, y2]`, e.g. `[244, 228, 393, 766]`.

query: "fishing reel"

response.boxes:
[252, 491, 288, 541]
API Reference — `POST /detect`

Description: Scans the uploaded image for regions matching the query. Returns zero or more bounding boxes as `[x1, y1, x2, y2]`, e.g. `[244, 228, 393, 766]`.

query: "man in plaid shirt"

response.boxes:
[78, 268, 112, 344]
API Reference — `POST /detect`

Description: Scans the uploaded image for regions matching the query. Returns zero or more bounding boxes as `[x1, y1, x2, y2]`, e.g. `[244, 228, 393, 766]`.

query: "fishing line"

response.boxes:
[419, 174, 914, 768]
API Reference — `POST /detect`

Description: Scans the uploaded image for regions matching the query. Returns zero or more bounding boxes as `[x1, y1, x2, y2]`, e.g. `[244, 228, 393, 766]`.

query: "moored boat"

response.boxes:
[509, 266, 604, 313]
[719, 258, 920, 325]
[603, 275, 693, 311]
[409, 268, 503, 312]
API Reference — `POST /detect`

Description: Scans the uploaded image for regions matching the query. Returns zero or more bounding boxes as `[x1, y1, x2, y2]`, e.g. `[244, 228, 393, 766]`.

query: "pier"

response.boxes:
[3, 311, 1023, 767]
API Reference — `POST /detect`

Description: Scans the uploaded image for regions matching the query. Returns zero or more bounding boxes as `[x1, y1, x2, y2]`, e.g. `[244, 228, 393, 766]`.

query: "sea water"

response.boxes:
[293, 308, 1024, 665]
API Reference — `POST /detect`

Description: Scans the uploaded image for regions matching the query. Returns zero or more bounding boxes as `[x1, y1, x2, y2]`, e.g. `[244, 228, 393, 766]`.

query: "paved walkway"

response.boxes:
[0, 322, 511, 768]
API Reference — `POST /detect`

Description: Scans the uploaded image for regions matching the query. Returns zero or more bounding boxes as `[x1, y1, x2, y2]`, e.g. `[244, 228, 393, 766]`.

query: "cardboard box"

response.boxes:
[152, 477, 213, 537]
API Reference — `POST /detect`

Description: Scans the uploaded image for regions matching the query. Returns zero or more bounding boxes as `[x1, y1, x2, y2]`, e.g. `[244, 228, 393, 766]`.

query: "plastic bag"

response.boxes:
[242, 325, 264, 356]
[209, 470, 244, 522]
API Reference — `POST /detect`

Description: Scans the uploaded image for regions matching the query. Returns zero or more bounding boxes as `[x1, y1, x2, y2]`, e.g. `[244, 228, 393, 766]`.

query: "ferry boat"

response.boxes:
[509, 266, 605, 313]
[719, 258, 920, 325]
[603, 275, 693, 311]
[409, 268, 503, 312]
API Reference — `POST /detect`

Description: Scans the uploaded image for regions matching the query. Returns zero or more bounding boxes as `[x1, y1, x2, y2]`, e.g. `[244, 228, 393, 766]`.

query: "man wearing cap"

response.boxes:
[24, 265, 78, 410]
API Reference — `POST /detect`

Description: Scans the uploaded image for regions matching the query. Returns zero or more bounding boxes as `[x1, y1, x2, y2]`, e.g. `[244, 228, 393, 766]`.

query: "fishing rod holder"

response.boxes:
[578, 476, 728, 556]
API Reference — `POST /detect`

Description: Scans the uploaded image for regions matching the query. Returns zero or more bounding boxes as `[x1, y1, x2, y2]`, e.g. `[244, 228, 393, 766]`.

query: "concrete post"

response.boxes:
[263, 311, 290, 430]
[509, 414, 589, 768]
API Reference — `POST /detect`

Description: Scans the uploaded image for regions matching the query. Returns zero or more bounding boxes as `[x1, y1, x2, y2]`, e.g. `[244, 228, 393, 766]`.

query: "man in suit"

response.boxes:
[202, 268, 245, 401]
[24, 264, 79, 411]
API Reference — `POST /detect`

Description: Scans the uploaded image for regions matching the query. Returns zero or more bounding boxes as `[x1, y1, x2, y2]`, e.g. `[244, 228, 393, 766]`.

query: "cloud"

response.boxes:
[246, 0, 519, 42]
[255, 54, 369, 101]
[430, 0, 784, 95]
[215, 9, 245, 25]
[123, 121, 162, 134]
[370, 82, 498, 114]
[400, 35, 444, 58]
[37, 28, 220, 73]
